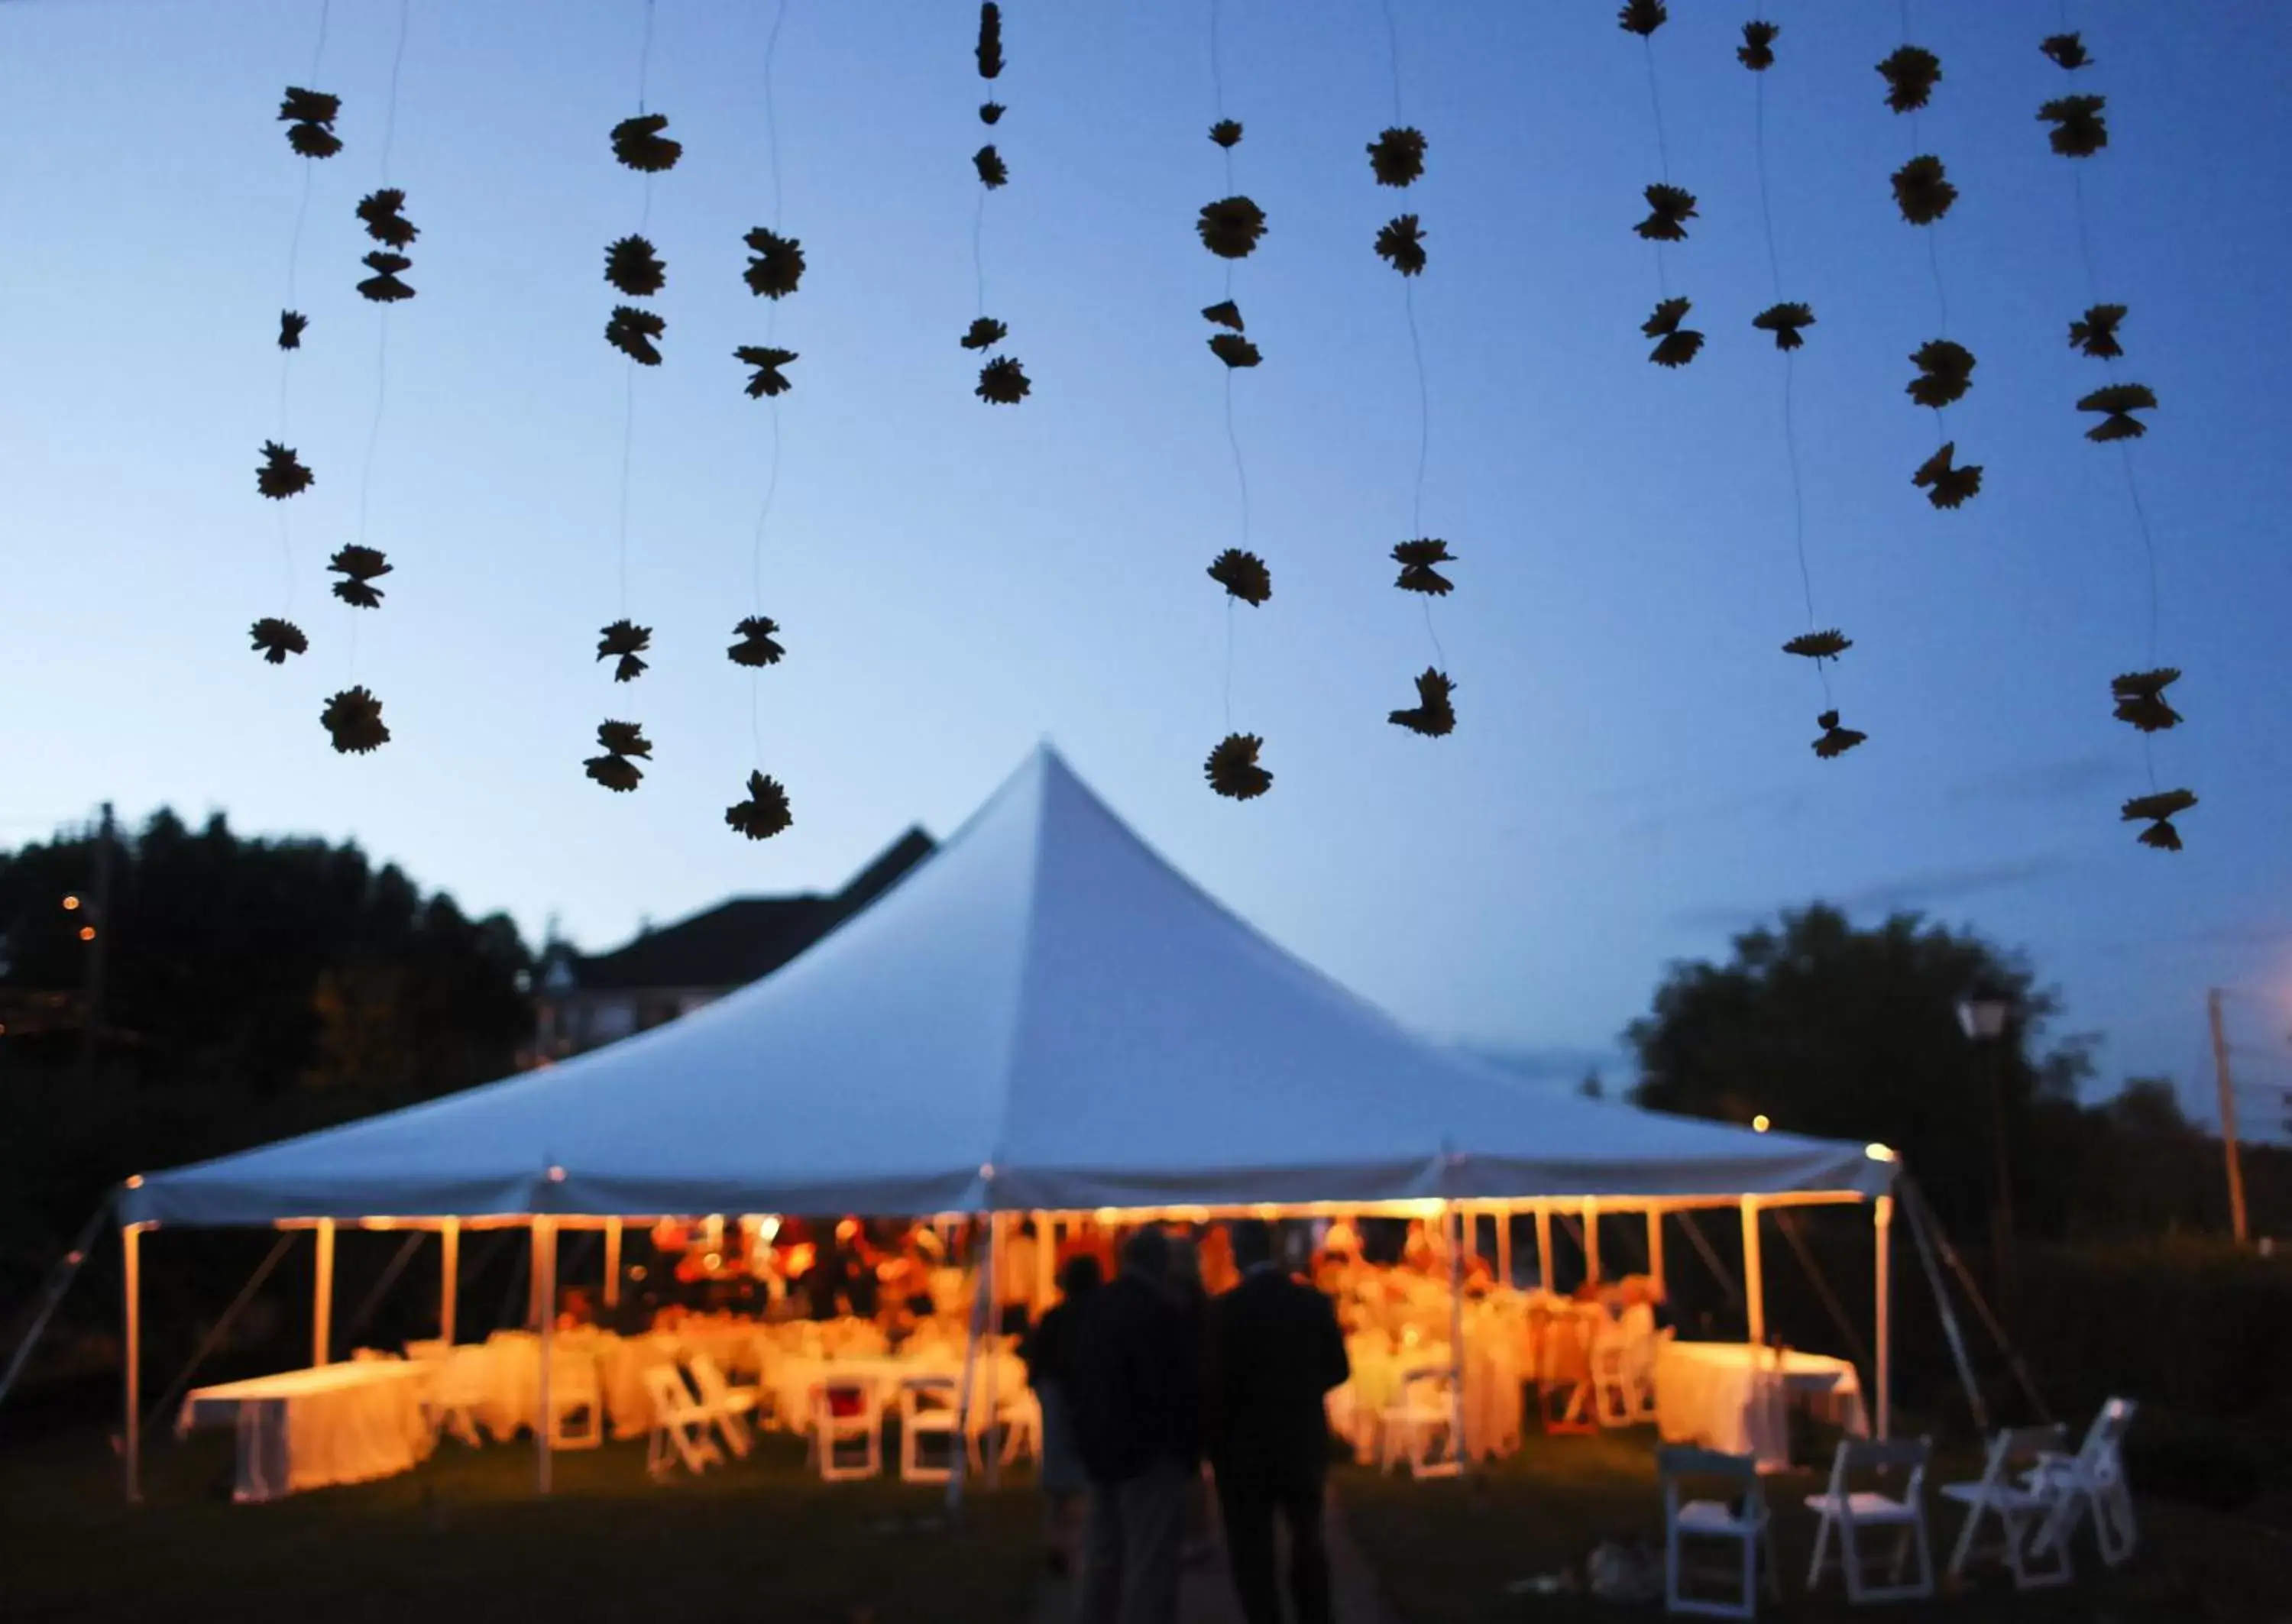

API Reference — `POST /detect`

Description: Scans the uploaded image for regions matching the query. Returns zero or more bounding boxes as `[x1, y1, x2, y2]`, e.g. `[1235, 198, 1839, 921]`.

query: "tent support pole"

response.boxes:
[123, 1221, 141, 1505]
[1873, 1195, 1892, 1440]
[1583, 1196, 1601, 1285]
[947, 1211, 995, 1519]
[1445, 1199, 1468, 1467]
[1034, 1211, 1054, 1312]
[602, 1217, 621, 1310]
[312, 1218, 335, 1366]
[1534, 1203, 1553, 1293]
[535, 1218, 556, 1495]
[1646, 1209, 1666, 1298]
[1495, 1202, 1513, 1289]
[439, 1218, 460, 1342]
[985, 1212, 1007, 1488]
[1740, 1197, 1766, 1346]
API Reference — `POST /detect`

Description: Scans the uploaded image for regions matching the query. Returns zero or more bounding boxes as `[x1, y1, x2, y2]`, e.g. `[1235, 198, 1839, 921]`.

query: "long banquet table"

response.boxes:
[178, 1360, 435, 1502]
[1653, 1340, 1867, 1470]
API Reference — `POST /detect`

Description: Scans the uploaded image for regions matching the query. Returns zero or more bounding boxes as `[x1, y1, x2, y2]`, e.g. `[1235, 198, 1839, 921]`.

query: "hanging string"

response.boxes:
[274, 0, 333, 616]
[349, 0, 412, 682]
[749, 0, 789, 765]
[1896, 1, 1953, 455]
[616, 0, 658, 622]
[1209, 0, 1254, 731]
[1641, 37, 1673, 300]
[1381, 0, 1439, 674]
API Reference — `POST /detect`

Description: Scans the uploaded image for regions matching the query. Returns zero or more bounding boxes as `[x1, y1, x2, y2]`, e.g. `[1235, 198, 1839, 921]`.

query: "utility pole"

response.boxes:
[2208, 988, 2248, 1245]
[77, 801, 115, 1085]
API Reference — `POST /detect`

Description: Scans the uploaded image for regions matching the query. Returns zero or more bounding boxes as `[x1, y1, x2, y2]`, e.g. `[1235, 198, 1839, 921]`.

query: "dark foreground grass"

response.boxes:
[1339, 1429, 2292, 1623]
[0, 1427, 1039, 1624]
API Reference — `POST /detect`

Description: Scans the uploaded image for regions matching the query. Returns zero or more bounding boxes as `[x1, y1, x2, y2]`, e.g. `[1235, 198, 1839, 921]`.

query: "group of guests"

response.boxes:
[1023, 1219, 1349, 1624]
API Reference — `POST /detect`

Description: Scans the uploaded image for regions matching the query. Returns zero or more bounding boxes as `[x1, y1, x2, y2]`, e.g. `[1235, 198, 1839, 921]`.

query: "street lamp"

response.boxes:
[1957, 989, 2016, 1324]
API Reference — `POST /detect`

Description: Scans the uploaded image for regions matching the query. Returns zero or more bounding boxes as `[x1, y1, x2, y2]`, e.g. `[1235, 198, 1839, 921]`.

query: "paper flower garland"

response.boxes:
[1752, 302, 1814, 351]
[743, 228, 805, 299]
[973, 145, 1008, 189]
[2041, 34, 2091, 72]
[277, 310, 308, 351]
[355, 189, 418, 250]
[726, 770, 794, 839]
[2040, 95, 2109, 158]
[1782, 629, 1852, 663]
[280, 88, 342, 159]
[584, 720, 652, 793]
[2121, 788, 2195, 851]
[1617, 1, 1666, 37]
[1204, 733, 1272, 801]
[1199, 196, 1268, 260]
[1877, 46, 1941, 115]
[736, 345, 797, 399]
[1907, 339, 1976, 409]
[1210, 119, 1242, 150]
[596, 619, 652, 682]
[606, 305, 665, 366]
[1202, 301, 1243, 332]
[728, 616, 785, 667]
[960, 318, 1009, 351]
[1388, 668, 1456, 737]
[1642, 297, 1704, 367]
[1891, 155, 1957, 225]
[1209, 333, 1261, 369]
[980, 102, 1005, 126]
[1391, 538, 1455, 596]
[1368, 128, 1427, 189]
[611, 113, 681, 173]
[1374, 215, 1427, 277]
[2111, 668, 2182, 733]
[1738, 21, 1779, 72]
[1811, 710, 1866, 760]
[1206, 548, 1271, 606]
[976, 356, 1030, 403]
[976, 3, 1004, 80]
[1912, 442, 1983, 509]
[321, 687, 390, 754]
[2070, 303, 2127, 360]
[605, 235, 666, 298]
[358, 252, 415, 303]
[257, 441, 313, 500]
[1634, 183, 1698, 242]
[250, 618, 308, 665]
[327, 545, 391, 608]
[2078, 383, 2156, 442]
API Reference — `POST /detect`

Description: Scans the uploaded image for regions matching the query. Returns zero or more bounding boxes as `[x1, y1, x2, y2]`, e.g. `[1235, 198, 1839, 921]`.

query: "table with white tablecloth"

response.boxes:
[1653, 1341, 1867, 1470]
[763, 1348, 1025, 1437]
[178, 1360, 435, 1502]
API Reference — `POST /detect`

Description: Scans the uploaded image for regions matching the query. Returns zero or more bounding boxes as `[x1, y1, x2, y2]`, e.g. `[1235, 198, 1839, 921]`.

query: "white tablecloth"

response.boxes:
[765, 1350, 1025, 1435]
[179, 1361, 435, 1502]
[1653, 1341, 1867, 1469]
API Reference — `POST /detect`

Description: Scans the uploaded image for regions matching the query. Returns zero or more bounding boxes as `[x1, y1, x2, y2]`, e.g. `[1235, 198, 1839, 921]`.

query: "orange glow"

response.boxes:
[834, 1218, 860, 1243]
[77, 926, 96, 943]
[61, 895, 80, 911]
[1752, 1114, 1772, 1133]
[784, 1241, 818, 1277]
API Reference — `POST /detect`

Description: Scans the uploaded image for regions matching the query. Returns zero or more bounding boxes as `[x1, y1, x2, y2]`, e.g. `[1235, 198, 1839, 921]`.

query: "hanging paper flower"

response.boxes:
[355, 188, 418, 249]
[1368, 127, 1428, 189]
[357, 251, 416, 303]
[2069, 303, 2127, 360]
[597, 720, 650, 759]
[1642, 297, 1704, 368]
[1782, 629, 1852, 662]
[1209, 333, 1261, 368]
[1198, 196, 1268, 260]
[1891, 155, 1957, 225]
[2040, 95, 2108, 157]
[728, 616, 785, 668]
[1391, 538, 1455, 596]
[727, 770, 795, 839]
[1210, 119, 1243, 149]
[1387, 668, 1457, 737]
[1738, 21, 1779, 72]
[1811, 709, 1866, 760]
[606, 305, 665, 366]
[585, 752, 643, 793]
[1752, 302, 1814, 351]
[973, 145, 1008, 189]
[1633, 183, 1698, 243]
[1876, 46, 1941, 115]
[2121, 788, 2196, 852]
[2041, 33, 2091, 72]
[584, 721, 652, 794]
[1201, 301, 1244, 332]
[327, 545, 392, 609]
[1907, 339, 1976, 409]
[605, 235, 666, 298]
[980, 102, 1005, 126]
[1203, 733, 1272, 801]
[2111, 668, 2182, 733]
[742, 228, 805, 300]
[595, 619, 652, 681]
[2078, 382, 2156, 442]
[1912, 442, 1983, 509]
[960, 317, 1008, 351]
[611, 113, 681, 173]
[736, 345, 797, 399]
[249, 617, 308, 665]
[1617, 0, 1666, 38]
[280, 88, 343, 159]
[1206, 548, 1271, 606]
[1374, 214, 1427, 277]
[257, 440, 314, 500]
[976, 2, 1005, 80]
[277, 310, 309, 351]
[976, 356, 1031, 404]
[320, 686, 390, 754]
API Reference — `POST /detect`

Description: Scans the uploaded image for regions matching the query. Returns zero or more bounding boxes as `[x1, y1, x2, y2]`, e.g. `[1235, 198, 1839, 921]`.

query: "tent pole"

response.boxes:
[985, 1212, 1006, 1488]
[1873, 1195, 1892, 1440]
[1495, 1202, 1513, 1289]
[1740, 1197, 1766, 1347]
[1445, 1199, 1468, 1467]
[439, 1218, 460, 1342]
[1583, 1196, 1601, 1285]
[1034, 1211, 1054, 1312]
[602, 1217, 622, 1310]
[122, 1221, 142, 1505]
[947, 1211, 995, 1517]
[535, 1218, 556, 1495]
[1534, 1203, 1553, 1293]
[1646, 1208, 1666, 1297]
[312, 1218, 336, 1366]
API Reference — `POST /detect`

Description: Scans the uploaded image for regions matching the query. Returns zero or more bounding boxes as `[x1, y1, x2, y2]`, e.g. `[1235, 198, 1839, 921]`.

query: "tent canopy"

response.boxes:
[120, 747, 1891, 1227]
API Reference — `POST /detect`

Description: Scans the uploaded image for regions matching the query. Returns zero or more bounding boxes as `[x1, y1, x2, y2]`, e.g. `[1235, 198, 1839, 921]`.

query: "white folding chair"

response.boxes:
[998, 1387, 1043, 1467]
[1803, 1436, 1935, 1603]
[416, 1344, 487, 1448]
[642, 1364, 724, 1477]
[546, 1348, 605, 1451]
[1631, 1325, 1674, 1422]
[1379, 1366, 1462, 1479]
[1659, 1445, 1780, 1619]
[809, 1377, 883, 1481]
[896, 1376, 962, 1483]
[1591, 1325, 1646, 1428]
[1940, 1424, 2073, 1590]
[684, 1351, 759, 1459]
[2028, 1398, 2138, 1568]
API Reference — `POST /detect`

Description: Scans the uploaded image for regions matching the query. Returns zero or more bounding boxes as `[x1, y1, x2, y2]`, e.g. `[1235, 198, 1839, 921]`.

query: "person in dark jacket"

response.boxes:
[1206, 1218, 1351, 1624]
[1022, 1254, 1101, 1576]
[1068, 1226, 1197, 1624]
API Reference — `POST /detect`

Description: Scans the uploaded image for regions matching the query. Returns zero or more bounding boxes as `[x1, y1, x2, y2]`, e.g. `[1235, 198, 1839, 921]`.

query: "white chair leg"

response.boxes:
[1945, 1500, 1988, 1577]
[1805, 1514, 1832, 1592]
[1840, 1518, 1865, 1603]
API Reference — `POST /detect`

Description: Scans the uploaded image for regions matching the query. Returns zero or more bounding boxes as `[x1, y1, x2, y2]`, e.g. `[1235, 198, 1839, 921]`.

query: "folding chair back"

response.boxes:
[548, 1348, 605, 1450]
[1804, 1436, 1934, 1603]
[897, 1376, 961, 1483]
[1381, 1366, 1462, 1479]
[1658, 1447, 1777, 1619]
[1941, 1424, 2070, 1590]
[642, 1364, 724, 1477]
[2035, 1398, 2138, 1567]
[685, 1351, 756, 1458]
[811, 1378, 883, 1480]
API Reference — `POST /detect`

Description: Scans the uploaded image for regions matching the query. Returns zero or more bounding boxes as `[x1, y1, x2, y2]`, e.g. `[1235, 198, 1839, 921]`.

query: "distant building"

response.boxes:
[531, 827, 933, 1061]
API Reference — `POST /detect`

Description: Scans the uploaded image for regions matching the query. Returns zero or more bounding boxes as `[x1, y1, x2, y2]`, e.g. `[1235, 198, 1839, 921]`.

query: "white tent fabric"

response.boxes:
[121, 747, 1888, 1226]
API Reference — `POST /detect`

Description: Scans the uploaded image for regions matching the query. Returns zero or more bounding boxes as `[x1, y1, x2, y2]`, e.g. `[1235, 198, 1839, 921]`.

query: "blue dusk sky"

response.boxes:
[2, 1, 2287, 1126]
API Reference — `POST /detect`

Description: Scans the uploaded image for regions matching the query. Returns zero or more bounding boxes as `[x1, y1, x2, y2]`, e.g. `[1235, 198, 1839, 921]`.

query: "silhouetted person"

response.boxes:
[1069, 1227, 1198, 1624]
[1207, 1218, 1350, 1624]
[1023, 1254, 1102, 1577]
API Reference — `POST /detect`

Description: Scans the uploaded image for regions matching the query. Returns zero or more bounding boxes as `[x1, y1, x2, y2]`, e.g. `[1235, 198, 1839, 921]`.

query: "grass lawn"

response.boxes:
[0, 1425, 1041, 1624]
[1338, 1428, 2292, 1623]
